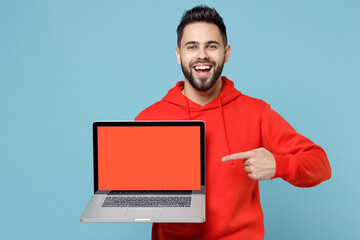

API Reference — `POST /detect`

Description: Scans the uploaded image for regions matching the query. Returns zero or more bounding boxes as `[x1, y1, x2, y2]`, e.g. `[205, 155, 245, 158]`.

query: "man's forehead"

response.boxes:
[180, 22, 223, 46]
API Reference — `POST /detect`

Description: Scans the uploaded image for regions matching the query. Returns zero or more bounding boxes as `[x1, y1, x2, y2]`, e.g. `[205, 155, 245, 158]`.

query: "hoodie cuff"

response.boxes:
[271, 154, 295, 181]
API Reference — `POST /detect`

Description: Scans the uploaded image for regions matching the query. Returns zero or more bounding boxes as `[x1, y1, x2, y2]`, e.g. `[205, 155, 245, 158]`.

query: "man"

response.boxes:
[136, 5, 331, 240]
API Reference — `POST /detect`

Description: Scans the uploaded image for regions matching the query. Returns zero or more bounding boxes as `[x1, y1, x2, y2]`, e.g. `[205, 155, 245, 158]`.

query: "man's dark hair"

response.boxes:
[177, 5, 227, 47]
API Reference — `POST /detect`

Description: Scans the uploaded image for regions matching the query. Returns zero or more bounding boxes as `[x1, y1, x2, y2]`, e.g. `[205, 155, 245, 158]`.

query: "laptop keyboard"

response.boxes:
[101, 196, 191, 208]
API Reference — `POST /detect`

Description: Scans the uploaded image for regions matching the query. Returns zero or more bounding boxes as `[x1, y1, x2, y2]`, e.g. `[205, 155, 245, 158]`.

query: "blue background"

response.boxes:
[1, 0, 359, 239]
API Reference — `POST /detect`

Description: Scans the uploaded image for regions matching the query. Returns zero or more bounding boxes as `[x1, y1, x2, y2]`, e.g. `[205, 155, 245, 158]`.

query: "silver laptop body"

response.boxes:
[80, 121, 205, 222]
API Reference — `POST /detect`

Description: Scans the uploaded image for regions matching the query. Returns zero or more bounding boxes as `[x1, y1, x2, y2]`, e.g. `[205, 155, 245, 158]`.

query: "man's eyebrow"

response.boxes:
[206, 40, 221, 45]
[184, 41, 200, 46]
[183, 40, 221, 46]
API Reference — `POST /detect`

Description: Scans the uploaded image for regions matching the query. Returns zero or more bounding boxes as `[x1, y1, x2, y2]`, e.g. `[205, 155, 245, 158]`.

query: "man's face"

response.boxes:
[176, 22, 231, 92]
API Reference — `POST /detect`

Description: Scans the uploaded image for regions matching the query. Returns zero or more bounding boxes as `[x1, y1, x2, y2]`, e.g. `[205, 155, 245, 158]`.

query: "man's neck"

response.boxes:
[182, 77, 223, 106]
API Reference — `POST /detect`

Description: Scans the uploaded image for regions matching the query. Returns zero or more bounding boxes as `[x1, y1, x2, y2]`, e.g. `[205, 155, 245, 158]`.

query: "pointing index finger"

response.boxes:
[222, 151, 252, 162]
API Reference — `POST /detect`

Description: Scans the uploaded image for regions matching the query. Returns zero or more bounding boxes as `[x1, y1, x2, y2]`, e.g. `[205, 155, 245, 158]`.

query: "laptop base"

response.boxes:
[81, 193, 205, 223]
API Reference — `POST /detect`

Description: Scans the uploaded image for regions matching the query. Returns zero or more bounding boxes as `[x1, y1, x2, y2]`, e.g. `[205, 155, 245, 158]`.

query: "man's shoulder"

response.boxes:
[239, 93, 267, 104]
[135, 100, 176, 120]
[236, 93, 269, 111]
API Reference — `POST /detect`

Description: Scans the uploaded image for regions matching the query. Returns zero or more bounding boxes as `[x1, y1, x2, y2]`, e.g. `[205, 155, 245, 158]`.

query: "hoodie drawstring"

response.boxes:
[184, 96, 191, 120]
[218, 97, 233, 165]
[184, 95, 233, 165]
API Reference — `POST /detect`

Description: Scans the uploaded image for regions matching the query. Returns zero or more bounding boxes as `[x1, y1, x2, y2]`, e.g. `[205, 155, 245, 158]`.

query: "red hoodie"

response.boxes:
[135, 77, 331, 240]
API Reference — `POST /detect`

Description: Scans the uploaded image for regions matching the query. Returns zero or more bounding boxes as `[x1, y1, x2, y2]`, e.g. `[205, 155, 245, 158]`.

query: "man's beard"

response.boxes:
[181, 58, 225, 92]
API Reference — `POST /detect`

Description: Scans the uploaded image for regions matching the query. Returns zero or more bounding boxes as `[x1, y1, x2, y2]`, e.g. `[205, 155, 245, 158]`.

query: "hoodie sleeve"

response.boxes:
[260, 104, 331, 187]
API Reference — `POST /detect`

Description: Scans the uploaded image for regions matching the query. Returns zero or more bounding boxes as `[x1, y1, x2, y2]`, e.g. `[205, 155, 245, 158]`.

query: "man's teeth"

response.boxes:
[195, 66, 211, 70]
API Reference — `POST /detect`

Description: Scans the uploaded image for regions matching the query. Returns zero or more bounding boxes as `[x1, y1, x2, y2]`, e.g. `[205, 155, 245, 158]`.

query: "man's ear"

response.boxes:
[175, 46, 181, 65]
[224, 45, 231, 63]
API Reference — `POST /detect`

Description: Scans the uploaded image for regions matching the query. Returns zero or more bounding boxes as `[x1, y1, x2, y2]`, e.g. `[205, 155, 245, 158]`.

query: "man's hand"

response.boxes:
[222, 147, 276, 180]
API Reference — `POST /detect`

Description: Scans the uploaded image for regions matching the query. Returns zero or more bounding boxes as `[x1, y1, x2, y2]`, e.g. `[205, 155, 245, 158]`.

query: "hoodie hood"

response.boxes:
[162, 76, 242, 112]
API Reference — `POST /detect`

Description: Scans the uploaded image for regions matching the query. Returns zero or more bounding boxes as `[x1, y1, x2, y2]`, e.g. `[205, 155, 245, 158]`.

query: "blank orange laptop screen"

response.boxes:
[97, 126, 201, 190]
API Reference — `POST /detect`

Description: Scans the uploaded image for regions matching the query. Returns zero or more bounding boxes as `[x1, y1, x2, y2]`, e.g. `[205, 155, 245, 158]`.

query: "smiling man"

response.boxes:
[176, 22, 230, 106]
[136, 5, 331, 240]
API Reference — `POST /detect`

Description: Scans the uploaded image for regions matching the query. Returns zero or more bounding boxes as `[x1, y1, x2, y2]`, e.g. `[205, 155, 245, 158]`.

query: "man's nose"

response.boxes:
[197, 47, 209, 59]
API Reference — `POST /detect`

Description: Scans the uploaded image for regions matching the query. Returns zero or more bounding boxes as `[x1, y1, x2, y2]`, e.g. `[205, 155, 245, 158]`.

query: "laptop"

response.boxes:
[80, 121, 205, 222]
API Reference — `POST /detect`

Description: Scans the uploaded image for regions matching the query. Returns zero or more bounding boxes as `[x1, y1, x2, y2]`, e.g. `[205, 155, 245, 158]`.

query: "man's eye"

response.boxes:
[208, 45, 216, 49]
[187, 46, 196, 50]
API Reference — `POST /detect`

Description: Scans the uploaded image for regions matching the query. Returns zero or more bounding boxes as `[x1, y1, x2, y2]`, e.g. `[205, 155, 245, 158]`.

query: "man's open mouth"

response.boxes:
[193, 65, 213, 76]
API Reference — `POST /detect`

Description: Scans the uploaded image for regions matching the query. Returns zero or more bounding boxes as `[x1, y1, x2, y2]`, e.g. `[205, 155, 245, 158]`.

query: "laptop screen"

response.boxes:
[93, 122, 204, 191]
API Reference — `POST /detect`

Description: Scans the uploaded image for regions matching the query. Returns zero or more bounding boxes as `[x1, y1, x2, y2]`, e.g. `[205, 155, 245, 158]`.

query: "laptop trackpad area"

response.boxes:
[126, 208, 162, 219]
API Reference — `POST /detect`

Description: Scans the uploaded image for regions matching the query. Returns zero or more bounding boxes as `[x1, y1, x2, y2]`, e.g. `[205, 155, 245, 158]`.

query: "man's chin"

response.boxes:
[190, 77, 217, 92]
